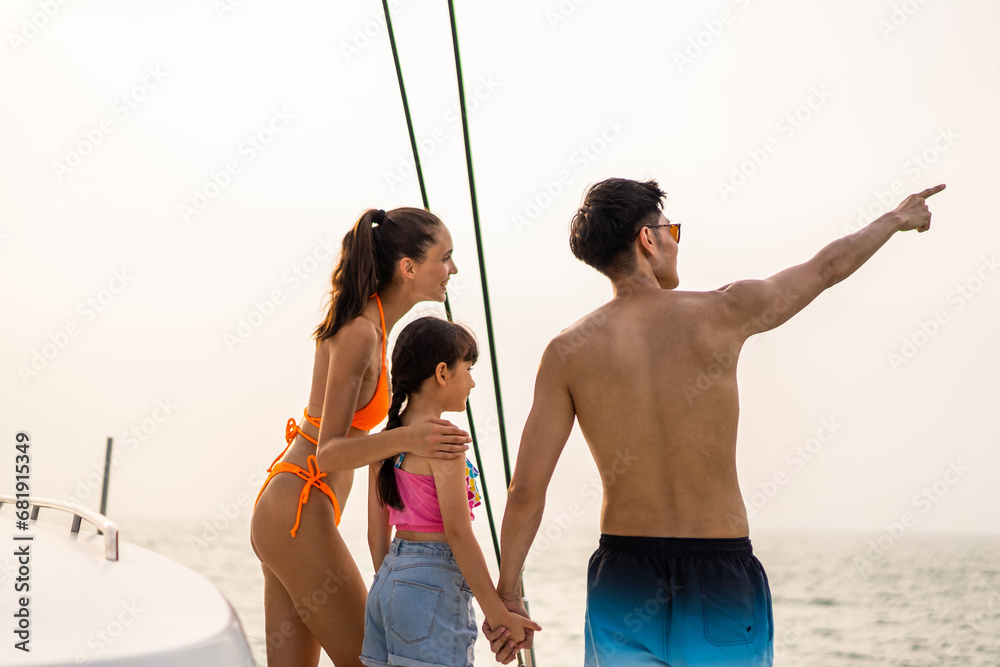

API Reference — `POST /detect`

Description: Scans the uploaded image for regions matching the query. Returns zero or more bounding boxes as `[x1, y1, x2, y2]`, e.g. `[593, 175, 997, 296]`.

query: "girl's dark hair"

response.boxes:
[569, 178, 667, 277]
[376, 316, 479, 510]
[314, 207, 442, 343]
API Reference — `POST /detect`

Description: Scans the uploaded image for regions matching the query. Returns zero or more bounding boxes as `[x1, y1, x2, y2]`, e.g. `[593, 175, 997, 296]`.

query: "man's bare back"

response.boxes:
[488, 177, 944, 665]
[554, 286, 748, 537]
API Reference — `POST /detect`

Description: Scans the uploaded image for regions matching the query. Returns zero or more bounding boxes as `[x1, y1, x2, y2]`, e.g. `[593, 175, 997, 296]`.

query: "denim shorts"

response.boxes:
[361, 538, 478, 667]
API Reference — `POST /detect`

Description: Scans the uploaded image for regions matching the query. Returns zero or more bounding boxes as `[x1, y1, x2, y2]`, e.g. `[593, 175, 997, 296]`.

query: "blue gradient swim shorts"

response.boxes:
[584, 535, 773, 666]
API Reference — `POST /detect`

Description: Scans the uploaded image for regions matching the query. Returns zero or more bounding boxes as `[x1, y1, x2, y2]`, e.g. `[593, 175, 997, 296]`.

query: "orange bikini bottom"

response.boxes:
[254, 410, 342, 537]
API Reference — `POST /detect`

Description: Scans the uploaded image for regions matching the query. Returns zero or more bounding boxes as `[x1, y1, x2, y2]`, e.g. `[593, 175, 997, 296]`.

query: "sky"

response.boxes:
[2, 0, 999, 538]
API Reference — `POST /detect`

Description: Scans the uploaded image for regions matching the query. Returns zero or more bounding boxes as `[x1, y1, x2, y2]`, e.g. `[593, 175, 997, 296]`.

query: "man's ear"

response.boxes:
[637, 227, 657, 255]
[434, 361, 449, 387]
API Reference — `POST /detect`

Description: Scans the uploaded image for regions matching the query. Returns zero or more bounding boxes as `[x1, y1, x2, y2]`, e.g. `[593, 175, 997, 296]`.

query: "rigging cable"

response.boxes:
[379, 0, 502, 567]
[446, 4, 536, 665]
[381, 4, 535, 664]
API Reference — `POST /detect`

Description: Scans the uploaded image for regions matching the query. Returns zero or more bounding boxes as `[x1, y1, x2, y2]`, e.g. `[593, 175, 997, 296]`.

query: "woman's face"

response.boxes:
[411, 225, 458, 302]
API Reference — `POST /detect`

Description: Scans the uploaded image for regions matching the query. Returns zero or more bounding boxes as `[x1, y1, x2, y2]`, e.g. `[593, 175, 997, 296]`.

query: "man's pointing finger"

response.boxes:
[917, 184, 946, 199]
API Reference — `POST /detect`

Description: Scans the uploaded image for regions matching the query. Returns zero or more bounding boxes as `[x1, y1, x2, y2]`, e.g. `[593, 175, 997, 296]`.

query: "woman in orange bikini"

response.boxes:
[250, 207, 473, 667]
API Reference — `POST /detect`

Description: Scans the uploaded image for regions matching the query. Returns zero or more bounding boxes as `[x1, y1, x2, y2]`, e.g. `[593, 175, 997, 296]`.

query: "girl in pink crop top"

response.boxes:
[362, 317, 540, 666]
[389, 452, 481, 532]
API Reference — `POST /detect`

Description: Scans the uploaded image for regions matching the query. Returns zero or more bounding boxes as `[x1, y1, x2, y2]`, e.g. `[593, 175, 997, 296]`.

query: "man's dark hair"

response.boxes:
[569, 178, 667, 277]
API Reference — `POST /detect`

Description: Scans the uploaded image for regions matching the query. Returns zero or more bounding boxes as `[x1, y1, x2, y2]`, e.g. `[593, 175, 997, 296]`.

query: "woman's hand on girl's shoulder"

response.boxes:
[406, 418, 471, 459]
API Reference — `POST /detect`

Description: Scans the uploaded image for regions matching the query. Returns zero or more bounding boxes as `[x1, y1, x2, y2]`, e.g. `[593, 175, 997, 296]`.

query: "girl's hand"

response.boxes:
[482, 622, 516, 664]
[408, 419, 471, 459]
[489, 609, 541, 647]
[484, 597, 535, 663]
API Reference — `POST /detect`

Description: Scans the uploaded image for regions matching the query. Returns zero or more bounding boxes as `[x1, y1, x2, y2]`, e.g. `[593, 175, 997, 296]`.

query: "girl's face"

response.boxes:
[442, 360, 476, 412]
[411, 225, 458, 302]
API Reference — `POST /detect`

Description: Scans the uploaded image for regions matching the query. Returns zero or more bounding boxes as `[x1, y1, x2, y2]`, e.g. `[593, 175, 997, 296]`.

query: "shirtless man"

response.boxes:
[488, 178, 945, 665]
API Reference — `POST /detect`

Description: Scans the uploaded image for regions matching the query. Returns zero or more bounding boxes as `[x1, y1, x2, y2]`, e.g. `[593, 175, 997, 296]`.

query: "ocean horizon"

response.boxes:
[119, 515, 999, 666]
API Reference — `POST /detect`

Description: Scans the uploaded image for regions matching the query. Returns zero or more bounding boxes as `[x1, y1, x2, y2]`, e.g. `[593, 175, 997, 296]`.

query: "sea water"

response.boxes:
[124, 516, 1000, 666]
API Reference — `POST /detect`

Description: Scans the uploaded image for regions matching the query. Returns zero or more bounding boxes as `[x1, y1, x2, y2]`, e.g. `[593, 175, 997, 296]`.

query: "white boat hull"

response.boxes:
[0, 497, 255, 666]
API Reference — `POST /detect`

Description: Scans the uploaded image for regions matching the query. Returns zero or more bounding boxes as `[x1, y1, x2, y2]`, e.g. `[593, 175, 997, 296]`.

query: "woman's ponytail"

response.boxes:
[376, 389, 408, 510]
[314, 207, 443, 344]
[314, 209, 380, 342]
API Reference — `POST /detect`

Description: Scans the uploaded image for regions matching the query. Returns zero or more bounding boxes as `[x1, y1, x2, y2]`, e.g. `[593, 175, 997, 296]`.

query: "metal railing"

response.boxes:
[0, 495, 119, 561]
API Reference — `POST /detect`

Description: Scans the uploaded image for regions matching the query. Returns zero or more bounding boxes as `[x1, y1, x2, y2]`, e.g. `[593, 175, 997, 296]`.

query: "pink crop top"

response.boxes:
[389, 456, 482, 533]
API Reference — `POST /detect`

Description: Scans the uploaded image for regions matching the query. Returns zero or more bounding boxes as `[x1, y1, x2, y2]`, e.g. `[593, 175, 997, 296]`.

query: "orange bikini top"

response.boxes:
[280, 295, 390, 457]
[349, 294, 390, 431]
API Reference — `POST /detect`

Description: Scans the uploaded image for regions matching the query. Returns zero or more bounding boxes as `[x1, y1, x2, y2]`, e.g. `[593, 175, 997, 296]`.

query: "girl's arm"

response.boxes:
[429, 457, 541, 645]
[314, 318, 472, 472]
[367, 463, 391, 571]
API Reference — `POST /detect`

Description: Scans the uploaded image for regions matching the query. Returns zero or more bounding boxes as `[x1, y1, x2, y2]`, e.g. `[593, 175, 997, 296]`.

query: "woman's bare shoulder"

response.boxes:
[308, 317, 381, 409]
[320, 316, 379, 357]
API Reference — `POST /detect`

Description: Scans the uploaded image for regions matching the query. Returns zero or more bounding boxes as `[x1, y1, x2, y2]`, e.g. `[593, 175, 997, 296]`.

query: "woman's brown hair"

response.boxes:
[314, 207, 442, 343]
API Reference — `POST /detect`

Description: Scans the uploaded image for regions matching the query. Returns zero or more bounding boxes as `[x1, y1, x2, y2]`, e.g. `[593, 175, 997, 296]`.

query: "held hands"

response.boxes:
[491, 608, 541, 648]
[891, 184, 946, 232]
[408, 418, 471, 459]
[482, 597, 537, 664]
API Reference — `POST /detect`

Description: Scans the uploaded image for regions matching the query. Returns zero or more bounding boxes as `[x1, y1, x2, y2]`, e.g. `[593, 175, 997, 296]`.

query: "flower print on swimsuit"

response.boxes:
[466, 459, 482, 510]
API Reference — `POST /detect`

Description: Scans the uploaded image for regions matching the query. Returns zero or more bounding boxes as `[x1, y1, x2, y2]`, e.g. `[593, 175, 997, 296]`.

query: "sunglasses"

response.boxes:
[633, 223, 681, 243]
